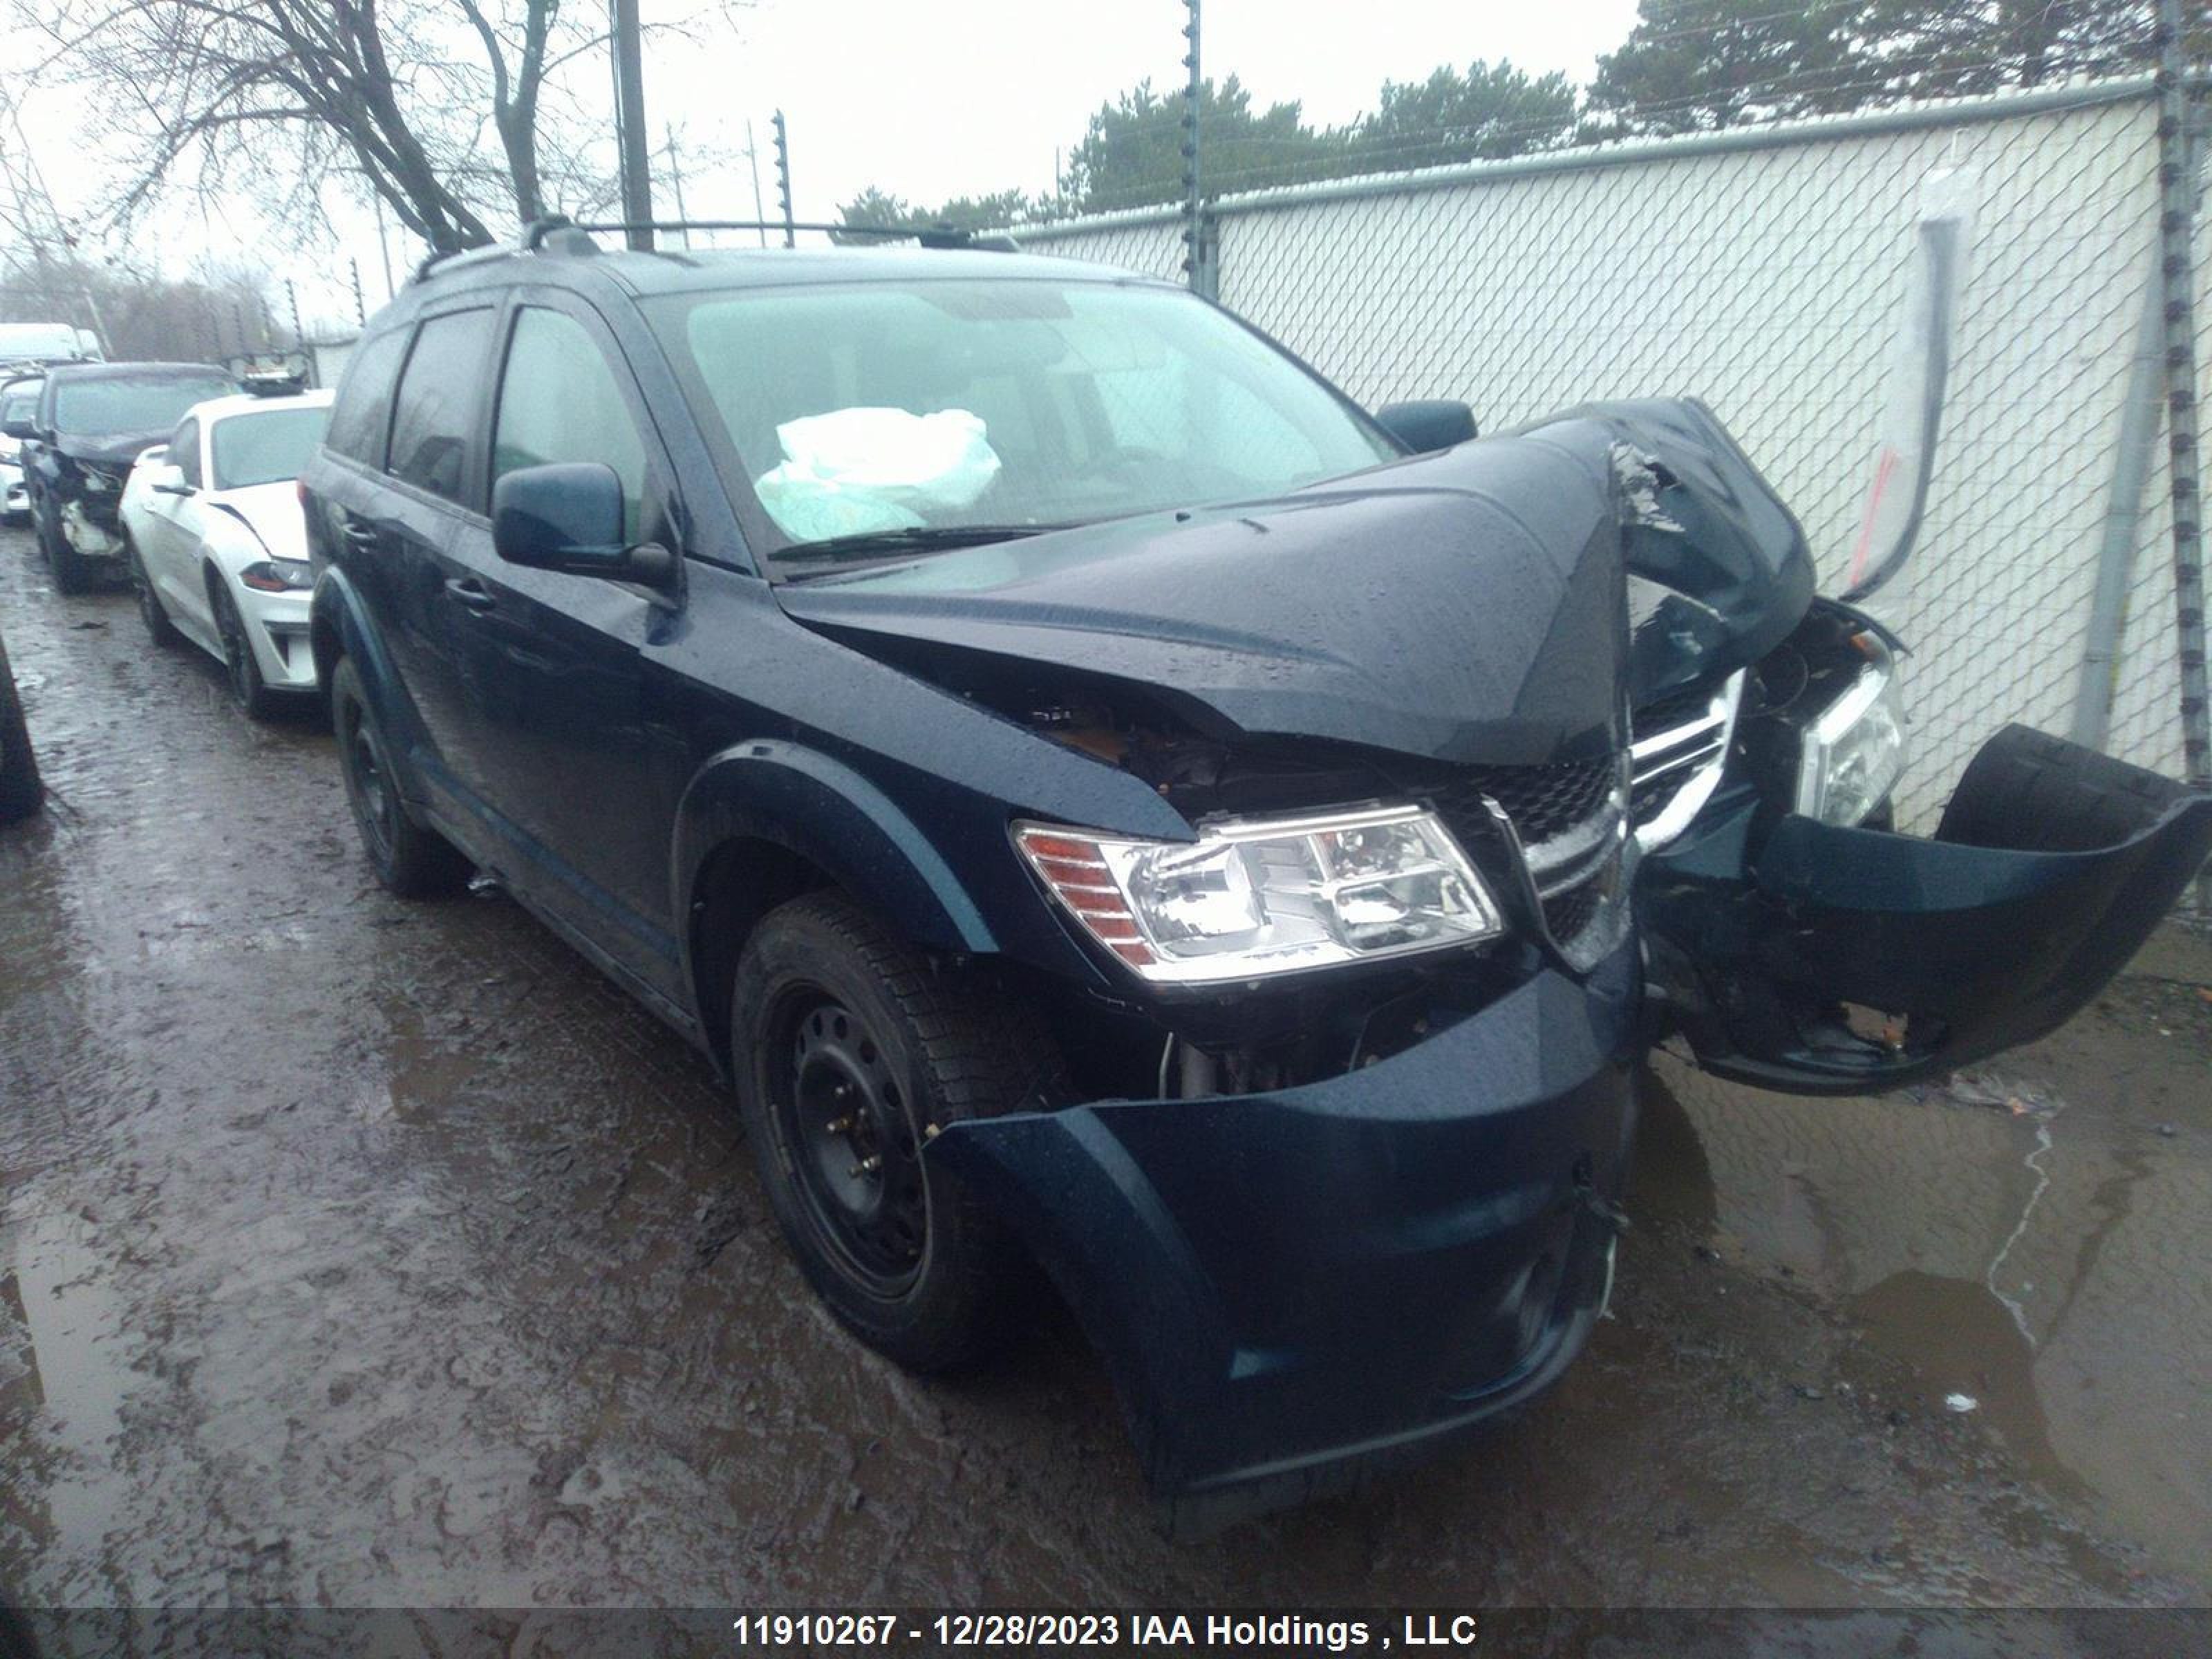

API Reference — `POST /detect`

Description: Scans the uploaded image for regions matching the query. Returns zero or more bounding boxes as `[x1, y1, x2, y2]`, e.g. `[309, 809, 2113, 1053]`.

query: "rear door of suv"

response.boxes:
[375, 303, 503, 814]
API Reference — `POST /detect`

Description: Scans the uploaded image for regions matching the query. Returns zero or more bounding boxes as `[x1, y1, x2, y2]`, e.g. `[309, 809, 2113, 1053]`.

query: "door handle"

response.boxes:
[444, 576, 497, 612]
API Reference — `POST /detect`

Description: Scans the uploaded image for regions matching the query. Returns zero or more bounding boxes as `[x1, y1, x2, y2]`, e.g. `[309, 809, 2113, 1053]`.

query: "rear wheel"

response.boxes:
[731, 892, 1062, 1371]
[330, 655, 471, 898]
[129, 535, 182, 648]
[209, 576, 279, 720]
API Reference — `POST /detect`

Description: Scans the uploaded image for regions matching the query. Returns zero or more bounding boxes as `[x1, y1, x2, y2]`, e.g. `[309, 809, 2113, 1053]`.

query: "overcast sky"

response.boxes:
[16, 0, 1641, 336]
[664, 0, 1642, 212]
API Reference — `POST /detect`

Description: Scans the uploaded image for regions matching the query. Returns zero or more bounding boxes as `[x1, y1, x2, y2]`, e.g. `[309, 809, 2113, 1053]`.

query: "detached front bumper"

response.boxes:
[929, 939, 1641, 1526]
[1642, 724, 2212, 1093]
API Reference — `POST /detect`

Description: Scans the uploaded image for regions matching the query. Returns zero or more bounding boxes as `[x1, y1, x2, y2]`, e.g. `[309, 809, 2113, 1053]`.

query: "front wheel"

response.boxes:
[35, 499, 93, 596]
[209, 577, 279, 720]
[330, 656, 471, 898]
[731, 892, 1064, 1371]
[129, 536, 182, 648]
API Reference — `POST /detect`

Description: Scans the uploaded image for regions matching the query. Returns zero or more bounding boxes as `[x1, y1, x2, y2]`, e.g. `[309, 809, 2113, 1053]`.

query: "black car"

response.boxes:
[8, 362, 238, 592]
[300, 223, 2212, 1524]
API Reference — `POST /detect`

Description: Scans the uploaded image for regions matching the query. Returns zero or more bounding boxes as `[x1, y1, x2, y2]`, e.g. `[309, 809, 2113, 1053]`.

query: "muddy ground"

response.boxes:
[1, 527, 2208, 1646]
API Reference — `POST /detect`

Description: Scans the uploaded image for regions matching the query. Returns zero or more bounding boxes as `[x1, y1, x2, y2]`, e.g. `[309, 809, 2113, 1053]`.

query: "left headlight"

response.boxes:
[239, 559, 315, 593]
[1015, 804, 1503, 984]
[1794, 635, 1906, 827]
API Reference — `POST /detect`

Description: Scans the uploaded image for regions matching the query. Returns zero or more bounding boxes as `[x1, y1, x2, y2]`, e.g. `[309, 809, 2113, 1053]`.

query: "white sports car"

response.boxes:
[120, 391, 333, 719]
[1, 381, 37, 523]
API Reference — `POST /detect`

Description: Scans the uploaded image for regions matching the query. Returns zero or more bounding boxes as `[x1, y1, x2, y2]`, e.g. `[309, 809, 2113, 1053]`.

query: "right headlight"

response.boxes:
[1015, 804, 1503, 984]
[239, 558, 315, 593]
[1794, 635, 1906, 827]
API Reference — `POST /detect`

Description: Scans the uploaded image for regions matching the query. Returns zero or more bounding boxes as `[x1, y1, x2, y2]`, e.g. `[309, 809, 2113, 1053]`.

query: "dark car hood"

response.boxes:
[778, 397, 1814, 766]
[55, 429, 171, 469]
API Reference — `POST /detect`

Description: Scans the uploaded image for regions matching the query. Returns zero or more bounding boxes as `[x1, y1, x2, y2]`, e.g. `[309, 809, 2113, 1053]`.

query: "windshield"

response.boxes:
[646, 279, 1394, 563]
[209, 406, 330, 489]
[53, 373, 234, 437]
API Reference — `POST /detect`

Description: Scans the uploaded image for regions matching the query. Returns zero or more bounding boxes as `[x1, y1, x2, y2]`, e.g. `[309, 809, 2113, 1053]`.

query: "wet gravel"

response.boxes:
[2, 528, 2208, 1636]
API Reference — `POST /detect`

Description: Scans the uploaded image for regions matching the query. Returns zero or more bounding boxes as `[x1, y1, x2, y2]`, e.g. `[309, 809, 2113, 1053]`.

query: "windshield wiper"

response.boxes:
[778, 523, 1069, 567]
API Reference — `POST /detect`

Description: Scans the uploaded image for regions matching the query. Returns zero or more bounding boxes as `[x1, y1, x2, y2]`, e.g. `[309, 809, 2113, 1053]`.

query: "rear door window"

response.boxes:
[324, 329, 409, 467]
[386, 309, 497, 505]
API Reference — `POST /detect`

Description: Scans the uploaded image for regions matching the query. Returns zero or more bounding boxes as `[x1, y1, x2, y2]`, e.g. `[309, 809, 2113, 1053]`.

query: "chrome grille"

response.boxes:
[1433, 756, 1615, 849]
[1430, 751, 1629, 964]
[1629, 671, 1745, 852]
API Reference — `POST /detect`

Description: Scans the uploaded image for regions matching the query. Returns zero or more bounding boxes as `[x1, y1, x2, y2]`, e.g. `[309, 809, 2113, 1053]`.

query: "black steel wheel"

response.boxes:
[330, 655, 471, 898]
[731, 892, 1065, 1370]
[775, 989, 932, 1295]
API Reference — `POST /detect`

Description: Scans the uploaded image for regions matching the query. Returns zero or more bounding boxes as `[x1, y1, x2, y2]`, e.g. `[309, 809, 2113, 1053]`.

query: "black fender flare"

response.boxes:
[671, 738, 1000, 1038]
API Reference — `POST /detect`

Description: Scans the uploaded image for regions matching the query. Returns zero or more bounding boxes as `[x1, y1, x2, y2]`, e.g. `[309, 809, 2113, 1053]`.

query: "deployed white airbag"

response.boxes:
[753, 406, 1001, 541]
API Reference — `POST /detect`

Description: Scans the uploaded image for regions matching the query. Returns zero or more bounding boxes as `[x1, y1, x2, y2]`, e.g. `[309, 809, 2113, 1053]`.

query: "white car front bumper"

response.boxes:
[236, 587, 319, 693]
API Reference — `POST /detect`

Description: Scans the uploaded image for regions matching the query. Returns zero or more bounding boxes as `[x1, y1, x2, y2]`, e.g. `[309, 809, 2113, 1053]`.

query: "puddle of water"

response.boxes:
[0, 1211, 139, 1558]
[1640, 1047, 2211, 1585]
[1839, 1270, 2086, 1501]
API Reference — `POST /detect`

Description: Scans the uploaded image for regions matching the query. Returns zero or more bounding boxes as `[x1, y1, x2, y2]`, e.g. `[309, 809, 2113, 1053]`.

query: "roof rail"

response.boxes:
[409, 238, 518, 285]
[524, 217, 1018, 252]
[407, 214, 1020, 291]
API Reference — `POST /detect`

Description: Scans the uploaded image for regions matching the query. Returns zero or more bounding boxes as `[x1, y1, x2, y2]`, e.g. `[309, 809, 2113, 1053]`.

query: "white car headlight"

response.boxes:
[1794, 636, 1906, 827]
[1015, 805, 1503, 984]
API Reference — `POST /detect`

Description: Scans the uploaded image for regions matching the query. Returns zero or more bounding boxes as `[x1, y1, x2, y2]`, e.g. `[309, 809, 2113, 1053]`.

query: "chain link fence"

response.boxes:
[1012, 79, 2204, 842]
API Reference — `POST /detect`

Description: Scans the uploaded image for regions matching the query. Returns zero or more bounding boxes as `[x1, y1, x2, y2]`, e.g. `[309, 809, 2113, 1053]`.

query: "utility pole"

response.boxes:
[745, 119, 769, 247]
[771, 111, 795, 247]
[349, 259, 366, 326]
[1179, 0, 1212, 298]
[2155, 0, 2210, 908]
[610, 0, 655, 250]
[286, 279, 303, 350]
[666, 123, 693, 249]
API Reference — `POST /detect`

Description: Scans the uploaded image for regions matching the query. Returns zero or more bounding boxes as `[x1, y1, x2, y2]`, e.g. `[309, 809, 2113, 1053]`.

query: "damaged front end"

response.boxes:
[46, 451, 131, 564]
[781, 396, 2212, 1517]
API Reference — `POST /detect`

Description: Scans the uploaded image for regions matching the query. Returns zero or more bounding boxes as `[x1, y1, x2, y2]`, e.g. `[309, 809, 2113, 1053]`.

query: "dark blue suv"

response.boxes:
[301, 222, 2212, 1523]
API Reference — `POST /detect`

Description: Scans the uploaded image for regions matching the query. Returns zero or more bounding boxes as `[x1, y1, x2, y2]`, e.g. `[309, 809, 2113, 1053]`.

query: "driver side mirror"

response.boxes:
[1374, 400, 1478, 454]
[1, 415, 35, 443]
[491, 462, 673, 587]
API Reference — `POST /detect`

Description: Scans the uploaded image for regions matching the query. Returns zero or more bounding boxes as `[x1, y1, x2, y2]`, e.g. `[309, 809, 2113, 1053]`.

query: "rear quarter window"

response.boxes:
[324, 329, 410, 467]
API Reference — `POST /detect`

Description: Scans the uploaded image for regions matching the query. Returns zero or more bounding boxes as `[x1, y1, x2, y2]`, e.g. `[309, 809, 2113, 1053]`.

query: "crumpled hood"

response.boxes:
[58, 429, 174, 471]
[778, 397, 1813, 765]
